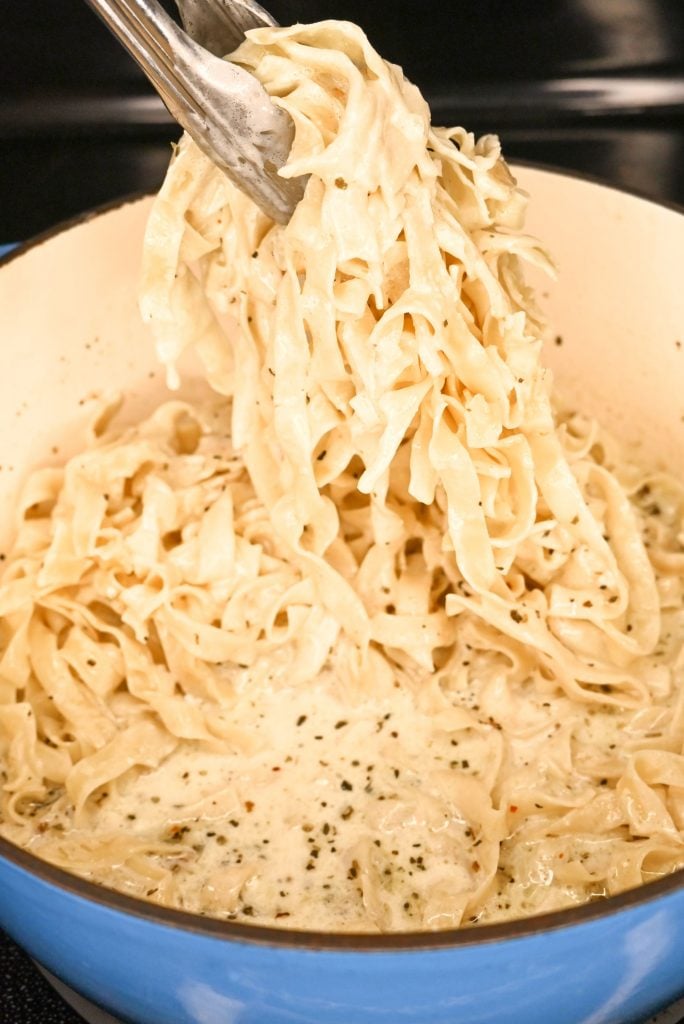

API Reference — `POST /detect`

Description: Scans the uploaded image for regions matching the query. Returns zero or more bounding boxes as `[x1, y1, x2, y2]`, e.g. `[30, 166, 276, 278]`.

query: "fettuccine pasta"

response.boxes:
[1, 21, 683, 932]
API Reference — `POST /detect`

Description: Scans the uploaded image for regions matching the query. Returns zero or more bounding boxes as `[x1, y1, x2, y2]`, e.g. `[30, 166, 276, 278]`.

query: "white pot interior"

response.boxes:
[520, 165, 684, 476]
[1, 168, 683, 552]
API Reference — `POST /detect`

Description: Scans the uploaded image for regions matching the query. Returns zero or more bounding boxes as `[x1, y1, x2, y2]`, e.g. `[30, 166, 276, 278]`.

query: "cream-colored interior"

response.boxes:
[2, 169, 682, 554]
[1, 162, 684, 930]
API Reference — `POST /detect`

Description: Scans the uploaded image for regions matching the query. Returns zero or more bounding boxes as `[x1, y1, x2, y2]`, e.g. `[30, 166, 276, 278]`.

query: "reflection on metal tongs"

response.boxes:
[82, 0, 307, 223]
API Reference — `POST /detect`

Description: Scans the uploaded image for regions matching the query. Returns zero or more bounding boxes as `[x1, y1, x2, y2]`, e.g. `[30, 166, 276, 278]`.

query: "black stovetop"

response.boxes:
[1, 935, 86, 1024]
[1, 2, 684, 1021]
[2, 0, 684, 241]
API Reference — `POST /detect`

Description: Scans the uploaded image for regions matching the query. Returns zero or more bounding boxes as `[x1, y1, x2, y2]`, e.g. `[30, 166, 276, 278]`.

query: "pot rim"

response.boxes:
[1, 159, 683, 953]
[2, 157, 682, 278]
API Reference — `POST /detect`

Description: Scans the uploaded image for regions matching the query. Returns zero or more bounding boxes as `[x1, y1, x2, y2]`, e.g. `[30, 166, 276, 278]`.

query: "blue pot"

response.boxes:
[2, 173, 684, 1024]
[1, 838, 683, 1024]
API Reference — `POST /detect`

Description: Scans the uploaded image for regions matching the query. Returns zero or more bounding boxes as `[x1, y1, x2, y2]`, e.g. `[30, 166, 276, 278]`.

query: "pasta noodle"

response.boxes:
[1, 20, 683, 932]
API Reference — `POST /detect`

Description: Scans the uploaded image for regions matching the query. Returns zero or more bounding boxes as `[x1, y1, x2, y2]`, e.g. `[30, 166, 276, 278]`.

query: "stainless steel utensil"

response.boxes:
[83, 0, 306, 223]
[175, 0, 273, 57]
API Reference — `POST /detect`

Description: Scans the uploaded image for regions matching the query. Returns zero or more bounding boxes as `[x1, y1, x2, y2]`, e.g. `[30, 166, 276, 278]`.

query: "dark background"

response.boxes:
[2, 0, 684, 242]
[2, 2, 684, 1021]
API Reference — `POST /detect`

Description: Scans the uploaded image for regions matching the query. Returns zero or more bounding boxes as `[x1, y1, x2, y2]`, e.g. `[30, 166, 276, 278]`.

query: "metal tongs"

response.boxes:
[83, 0, 306, 223]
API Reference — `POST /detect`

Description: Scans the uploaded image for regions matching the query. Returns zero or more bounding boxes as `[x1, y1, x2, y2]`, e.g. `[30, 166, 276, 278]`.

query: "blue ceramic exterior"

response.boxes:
[1, 839, 683, 1024]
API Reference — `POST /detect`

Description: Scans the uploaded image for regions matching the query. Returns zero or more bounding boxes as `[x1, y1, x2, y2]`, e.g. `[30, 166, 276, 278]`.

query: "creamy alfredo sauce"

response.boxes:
[11, 466, 684, 932]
